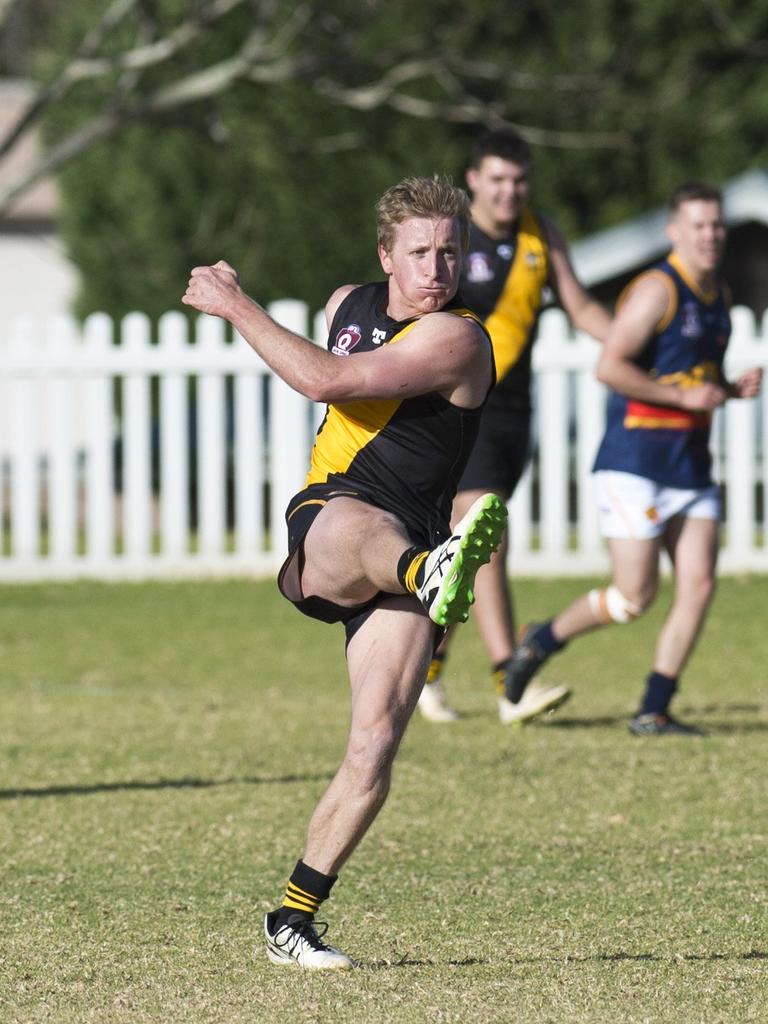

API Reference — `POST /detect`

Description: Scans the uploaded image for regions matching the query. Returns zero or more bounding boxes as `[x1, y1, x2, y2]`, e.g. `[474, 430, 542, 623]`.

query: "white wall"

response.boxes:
[0, 233, 78, 334]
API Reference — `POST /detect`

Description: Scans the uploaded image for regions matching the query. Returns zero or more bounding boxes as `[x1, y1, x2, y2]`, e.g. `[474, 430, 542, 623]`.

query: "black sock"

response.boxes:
[534, 620, 566, 655]
[275, 859, 337, 924]
[638, 671, 677, 716]
[396, 545, 429, 593]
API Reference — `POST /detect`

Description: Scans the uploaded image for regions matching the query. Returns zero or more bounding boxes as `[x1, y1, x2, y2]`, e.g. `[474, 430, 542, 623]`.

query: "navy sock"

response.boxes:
[638, 671, 677, 715]
[534, 620, 566, 656]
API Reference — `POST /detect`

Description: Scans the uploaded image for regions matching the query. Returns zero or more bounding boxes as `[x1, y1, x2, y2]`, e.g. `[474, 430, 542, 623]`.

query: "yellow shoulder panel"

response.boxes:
[483, 207, 550, 380]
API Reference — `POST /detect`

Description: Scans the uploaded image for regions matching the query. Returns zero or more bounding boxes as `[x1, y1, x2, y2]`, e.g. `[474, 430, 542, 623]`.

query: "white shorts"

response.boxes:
[594, 470, 721, 540]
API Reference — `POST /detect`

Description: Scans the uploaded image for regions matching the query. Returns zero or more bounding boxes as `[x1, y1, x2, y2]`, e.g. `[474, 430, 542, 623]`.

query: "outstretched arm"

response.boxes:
[183, 261, 341, 401]
[183, 261, 491, 406]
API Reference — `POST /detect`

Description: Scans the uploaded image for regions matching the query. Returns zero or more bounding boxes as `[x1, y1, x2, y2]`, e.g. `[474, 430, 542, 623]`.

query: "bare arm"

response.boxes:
[183, 261, 351, 401]
[595, 275, 727, 411]
[543, 216, 612, 343]
[182, 261, 491, 406]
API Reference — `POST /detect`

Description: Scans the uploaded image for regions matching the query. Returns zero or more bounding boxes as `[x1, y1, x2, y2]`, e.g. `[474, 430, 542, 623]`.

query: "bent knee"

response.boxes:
[588, 583, 654, 624]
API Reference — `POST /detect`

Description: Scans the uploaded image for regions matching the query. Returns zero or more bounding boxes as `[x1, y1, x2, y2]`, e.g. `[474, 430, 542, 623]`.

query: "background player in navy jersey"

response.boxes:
[183, 177, 506, 968]
[418, 129, 612, 724]
[503, 182, 762, 736]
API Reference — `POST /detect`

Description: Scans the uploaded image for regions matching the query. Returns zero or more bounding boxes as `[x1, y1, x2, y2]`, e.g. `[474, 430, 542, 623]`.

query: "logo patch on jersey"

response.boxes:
[645, 505, 659, 522]
[466, 251, 494, 284]
[680, 301, 702, 338]
[496, 243, 515, 261]
[525, 251, 543, 269]
[332, 323, 363, 356]
[371, 327, 387, 345]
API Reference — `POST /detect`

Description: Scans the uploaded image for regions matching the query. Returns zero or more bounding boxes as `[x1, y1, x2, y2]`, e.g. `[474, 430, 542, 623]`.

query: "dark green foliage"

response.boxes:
[27, 0, 768, 317]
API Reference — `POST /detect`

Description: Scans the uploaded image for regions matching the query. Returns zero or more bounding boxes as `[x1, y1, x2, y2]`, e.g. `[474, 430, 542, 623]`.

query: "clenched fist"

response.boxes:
[182, 260, 242, 318]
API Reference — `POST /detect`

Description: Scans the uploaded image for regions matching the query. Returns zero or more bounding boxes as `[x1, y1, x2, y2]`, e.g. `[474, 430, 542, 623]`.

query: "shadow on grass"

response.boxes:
[364, 949, 768, 969]
[0, 772, 334, 800]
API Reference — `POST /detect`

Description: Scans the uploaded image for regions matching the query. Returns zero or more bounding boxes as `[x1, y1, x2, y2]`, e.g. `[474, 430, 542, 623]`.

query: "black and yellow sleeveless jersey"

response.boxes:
[459, 208, 550, 412]
[304, 281, 493, 543]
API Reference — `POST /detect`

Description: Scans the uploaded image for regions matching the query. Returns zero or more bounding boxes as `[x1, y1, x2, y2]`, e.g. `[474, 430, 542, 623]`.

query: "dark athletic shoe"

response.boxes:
[627, 713, 704, 737]
[416, 493, 507, 627]
[263, 911, 354, 970]
[504, 623, 551, 703]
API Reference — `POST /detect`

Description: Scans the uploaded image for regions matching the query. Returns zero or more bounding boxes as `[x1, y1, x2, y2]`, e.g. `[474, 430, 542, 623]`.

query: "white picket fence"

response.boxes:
[1, 303, 767, 581]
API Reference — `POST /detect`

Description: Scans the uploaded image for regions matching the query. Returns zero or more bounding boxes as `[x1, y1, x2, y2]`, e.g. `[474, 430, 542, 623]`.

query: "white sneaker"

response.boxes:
[416, 494, 507, 626]
[264, 912, 354, 970]
[418, 680, 459, 722]
[498, 679, 571, 725]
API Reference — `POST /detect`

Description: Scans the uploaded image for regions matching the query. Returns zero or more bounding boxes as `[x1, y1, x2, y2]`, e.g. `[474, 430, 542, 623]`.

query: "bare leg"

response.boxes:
[501, 534, 664, 722]
[552, 536, 661, 641]
[302, 596, 434, 875]
[654, 516, 718, 676]
[301, 498, 415, 606]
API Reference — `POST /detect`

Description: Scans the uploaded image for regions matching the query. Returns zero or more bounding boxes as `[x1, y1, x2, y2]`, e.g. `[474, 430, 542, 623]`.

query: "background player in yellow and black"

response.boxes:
[418, 129, 613, 724]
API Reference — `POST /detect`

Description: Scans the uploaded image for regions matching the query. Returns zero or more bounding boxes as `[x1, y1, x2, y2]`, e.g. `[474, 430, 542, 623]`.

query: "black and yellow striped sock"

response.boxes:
[426, 652, 446, 686]
[396, 545, 429, 594]
[492, 659, 511, 697]
[276, 859, 337, 924]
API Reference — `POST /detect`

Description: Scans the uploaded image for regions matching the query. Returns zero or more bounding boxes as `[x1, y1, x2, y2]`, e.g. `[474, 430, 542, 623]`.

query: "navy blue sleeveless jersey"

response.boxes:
[305, 281, 493, 542]
[593, 254, 731, 488]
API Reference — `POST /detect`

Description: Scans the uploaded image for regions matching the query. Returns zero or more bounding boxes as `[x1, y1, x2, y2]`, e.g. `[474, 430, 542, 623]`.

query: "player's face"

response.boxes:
[379, 216, 463, 318]
[466, 156, 530, 232]
[666, 199, 726, 278]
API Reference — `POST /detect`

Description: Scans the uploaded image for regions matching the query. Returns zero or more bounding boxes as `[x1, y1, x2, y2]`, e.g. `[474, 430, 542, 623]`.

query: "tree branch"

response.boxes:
[314, 72, 633, 150]
[0, 0, 248, 163]
[701, 0, 768, 57]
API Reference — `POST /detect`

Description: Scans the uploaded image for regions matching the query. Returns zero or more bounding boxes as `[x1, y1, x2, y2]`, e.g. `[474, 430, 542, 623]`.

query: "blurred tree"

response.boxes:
[1, 0, 767, 315]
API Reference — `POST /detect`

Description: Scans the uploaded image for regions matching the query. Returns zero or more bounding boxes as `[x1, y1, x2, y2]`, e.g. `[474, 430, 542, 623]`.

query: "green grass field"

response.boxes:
[1, 577, 766, 1024]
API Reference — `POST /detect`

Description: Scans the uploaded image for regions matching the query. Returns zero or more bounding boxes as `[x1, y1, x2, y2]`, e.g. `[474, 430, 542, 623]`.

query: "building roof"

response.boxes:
[571, 169, 768, 286]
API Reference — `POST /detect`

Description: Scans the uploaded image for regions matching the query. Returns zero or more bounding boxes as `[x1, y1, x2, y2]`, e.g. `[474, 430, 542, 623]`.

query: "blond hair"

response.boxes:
[375, 176, 470, 253]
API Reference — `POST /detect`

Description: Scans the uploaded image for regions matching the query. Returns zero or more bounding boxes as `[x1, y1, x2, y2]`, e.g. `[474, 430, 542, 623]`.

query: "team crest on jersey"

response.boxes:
[525, 251, 542, 269]
[680, 301, 702, 338]
[466, 251, 494, 283]
[332, 323, 363, 356]
[497, 243, 515, 261]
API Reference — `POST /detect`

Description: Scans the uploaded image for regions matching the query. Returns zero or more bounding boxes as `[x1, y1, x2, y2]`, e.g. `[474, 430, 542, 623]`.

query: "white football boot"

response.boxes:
[498, 678, 572, 725]
[417, 679, 459, 722]
[416, 494, 507, 626]
[264, 912, 354, 970]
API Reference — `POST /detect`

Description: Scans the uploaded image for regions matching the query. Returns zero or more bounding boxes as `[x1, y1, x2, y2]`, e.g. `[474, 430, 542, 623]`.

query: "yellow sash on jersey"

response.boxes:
[483, 207, 550, 381]
[306, 308, 485, 486]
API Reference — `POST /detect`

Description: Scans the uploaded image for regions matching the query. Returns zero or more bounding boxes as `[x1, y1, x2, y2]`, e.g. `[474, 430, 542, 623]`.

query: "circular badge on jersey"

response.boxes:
[466, 252, 494, 283]
[497, 243, 515, 261]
